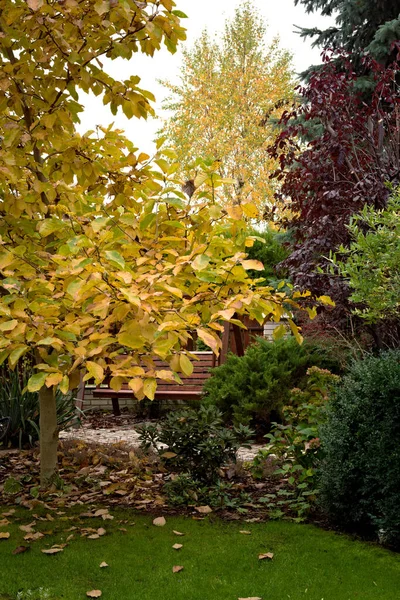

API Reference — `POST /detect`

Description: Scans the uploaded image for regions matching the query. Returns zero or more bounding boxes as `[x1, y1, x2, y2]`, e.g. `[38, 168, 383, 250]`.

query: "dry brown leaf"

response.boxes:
[97, 528, 106, 536]
[258, 553, 274, 560]
[153, 516, 166, 527]
[2, 509, 15, 517]
[86, 591, 102, 598]
[99, 562, 109, 568]
[19, 523, 35, 533]
[172, 543, 183, 550]
[172, 565, 184, 573]
[0, 519, 10, 527]
[24, 532, 44, 541]
[94, 509, 109, 517]
[12, 545, 29, 555]
[102, 513, 114, 521]
[240, 530, 252, 535]
[88, 534, 100, 540]
[41, 547, 63, 554]
[173, 530, 185, 536]
[195, 505, 212, 514]
[0, 532, 10, 539]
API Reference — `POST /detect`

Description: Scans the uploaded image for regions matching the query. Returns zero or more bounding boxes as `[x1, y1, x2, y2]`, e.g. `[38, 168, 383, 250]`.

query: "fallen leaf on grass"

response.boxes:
[86, 591, 102, 598]
[24, 532, 44, 541]
[173, 530, 185, 536]
[172, 544, 183, 550]
[88, 534, 100, 540]
[0, 532, 10, 539]
[12, 545, 29, 555]
[19, 523, 36, 533]
[0, 519, 10, 527]
[102, 513, 114, 521]
[239, 530, 252, 535]
[153, 517, 166, 527]
[258, 553, 274, 560]
[238, 597, 262, 599]
[2, 509, 15, 517]
[41, 547, 64, 555]
[97, 528, 106, 536]
[99, 562, 109, 568]
[194, 505, 212, 514]
[172, 565, 184, 573]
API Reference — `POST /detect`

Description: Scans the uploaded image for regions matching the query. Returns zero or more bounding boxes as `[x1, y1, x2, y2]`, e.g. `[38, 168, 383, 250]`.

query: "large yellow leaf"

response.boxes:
[143, 378, 157, 400]
[27, 372, 47, 392]
[179, 354, 193, 376]
[241, 260, 264, 271]
[85, 361, 104, 384]
[196, 328, 221, 354]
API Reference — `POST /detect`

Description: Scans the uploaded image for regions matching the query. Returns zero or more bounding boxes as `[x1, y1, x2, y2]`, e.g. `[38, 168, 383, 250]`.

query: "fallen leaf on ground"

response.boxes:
[0, 519, 10, 527]
[24, 532, 44, 541]
[12, 546, 29, 555]
[41, 547, 63, 554]
[172, 565, 184, 573]
[258, 553, 274, 560]
[240, 530, 252, 535]
[173, 530, 185, 536]
[97, 528, 106, 536]
[94, 509, 109, 517]
[88, 534, 100, 540]
[2, 510, 15, 517]
[0, 532, 10, 539]
[194, 505, 212, 514]
[153, 517, 166, 527]
[86, 591, 102, 598]
[19, 523, 35, 533]
[102, 513, 114, 521]
[172, 544, 183, 550]
[238, 597, 262, 599]
[99, 562, 109, 568]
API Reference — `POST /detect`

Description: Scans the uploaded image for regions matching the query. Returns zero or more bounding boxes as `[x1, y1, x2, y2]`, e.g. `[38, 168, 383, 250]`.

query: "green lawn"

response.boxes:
[0, 507, 399, 600]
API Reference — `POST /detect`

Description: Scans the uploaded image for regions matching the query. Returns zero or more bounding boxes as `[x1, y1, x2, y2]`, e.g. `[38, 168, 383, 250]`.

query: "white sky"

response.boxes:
[80, 1, 334, 154]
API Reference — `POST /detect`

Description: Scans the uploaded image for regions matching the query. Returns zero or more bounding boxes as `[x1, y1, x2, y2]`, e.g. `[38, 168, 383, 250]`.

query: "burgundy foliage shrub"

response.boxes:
[269, 48, 400, 332]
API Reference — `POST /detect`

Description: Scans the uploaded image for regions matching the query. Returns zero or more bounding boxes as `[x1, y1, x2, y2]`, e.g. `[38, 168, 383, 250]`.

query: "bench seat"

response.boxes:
[88, 352, 215, 415]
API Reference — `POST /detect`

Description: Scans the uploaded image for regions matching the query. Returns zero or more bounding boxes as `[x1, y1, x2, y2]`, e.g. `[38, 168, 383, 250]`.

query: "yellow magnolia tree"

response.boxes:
[160, 1, 295, 214]
[0, 0, 317, 487]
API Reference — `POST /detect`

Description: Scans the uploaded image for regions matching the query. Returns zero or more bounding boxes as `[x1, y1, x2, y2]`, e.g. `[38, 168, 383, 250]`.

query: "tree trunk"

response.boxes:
[39, 385, 58, 488]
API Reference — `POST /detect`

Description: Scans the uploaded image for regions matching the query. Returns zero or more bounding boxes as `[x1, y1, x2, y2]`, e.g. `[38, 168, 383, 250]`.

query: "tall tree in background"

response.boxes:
[161, 1, 295, 215]
[294, 0, 400, 66]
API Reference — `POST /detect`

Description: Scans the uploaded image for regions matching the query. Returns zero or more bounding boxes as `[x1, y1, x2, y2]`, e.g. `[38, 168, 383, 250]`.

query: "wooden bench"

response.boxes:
[86, 352, 216, 416]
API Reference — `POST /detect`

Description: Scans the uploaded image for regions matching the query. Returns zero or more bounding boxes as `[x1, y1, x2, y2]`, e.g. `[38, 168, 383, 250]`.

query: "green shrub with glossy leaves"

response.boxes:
[319, 350, 400, 548]
[138, 405, 253, 483]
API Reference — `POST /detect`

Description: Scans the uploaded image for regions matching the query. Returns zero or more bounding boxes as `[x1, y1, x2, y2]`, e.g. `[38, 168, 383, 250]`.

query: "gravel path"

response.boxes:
[60, 424, 262, 461]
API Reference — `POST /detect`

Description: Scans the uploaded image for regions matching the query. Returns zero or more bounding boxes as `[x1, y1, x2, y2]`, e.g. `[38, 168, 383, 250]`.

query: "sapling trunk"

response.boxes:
[39, 385, 58, 488]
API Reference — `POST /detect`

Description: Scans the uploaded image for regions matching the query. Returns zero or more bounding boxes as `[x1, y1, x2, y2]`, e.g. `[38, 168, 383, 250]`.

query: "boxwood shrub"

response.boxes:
[319, 350, 400, 548]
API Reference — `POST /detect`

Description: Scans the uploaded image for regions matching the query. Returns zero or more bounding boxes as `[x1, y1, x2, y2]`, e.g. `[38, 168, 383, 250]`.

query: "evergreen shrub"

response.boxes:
[319, 350, 400, 548]
[202, 337, 340, 431]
